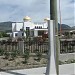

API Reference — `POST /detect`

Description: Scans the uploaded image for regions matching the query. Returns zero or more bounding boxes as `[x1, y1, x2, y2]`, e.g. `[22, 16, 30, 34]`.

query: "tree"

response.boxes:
[0, 32, 10, 38]
[0, 32, 3, 38]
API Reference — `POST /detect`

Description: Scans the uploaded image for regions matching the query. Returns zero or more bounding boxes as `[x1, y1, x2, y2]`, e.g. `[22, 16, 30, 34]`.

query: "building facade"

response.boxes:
[11, 16, 49, 38]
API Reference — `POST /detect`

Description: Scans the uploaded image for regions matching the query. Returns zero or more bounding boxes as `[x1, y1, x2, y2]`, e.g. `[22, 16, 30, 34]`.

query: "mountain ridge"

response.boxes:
[0, 21, 74, 32]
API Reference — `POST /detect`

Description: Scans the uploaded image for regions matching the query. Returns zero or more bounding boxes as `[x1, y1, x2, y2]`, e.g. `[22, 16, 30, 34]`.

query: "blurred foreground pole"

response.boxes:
[50, 0, 59, 74]
[46, 20, 57, 75]
[46, 0, 59, 75]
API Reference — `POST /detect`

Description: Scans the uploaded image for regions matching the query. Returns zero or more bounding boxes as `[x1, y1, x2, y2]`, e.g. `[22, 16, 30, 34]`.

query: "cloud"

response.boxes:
[0, 0, 50, 22]
[70, 0, 75, 3]
[57, 0, 74, 26]
[0, 0, 74, 27]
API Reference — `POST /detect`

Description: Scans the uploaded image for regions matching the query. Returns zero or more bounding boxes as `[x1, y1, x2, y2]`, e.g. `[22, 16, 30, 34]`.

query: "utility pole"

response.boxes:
[46, 0, 59, 75]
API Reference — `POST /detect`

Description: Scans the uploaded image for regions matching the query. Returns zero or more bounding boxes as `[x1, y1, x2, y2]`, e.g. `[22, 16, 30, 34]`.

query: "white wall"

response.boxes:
[12, 31, 24, 38]
[43, 22, 48, 28]
[12, 23, 16, 32]
[34, 30, 38, 37]
[12, 32, 18, 38]
[16, 22, 23, 31]
[18, 31, 23, 37]
[24, 22, 34, 30]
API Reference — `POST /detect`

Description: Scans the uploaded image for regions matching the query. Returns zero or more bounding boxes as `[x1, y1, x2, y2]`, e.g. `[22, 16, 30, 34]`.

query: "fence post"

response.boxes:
[18, 41, 24, 54]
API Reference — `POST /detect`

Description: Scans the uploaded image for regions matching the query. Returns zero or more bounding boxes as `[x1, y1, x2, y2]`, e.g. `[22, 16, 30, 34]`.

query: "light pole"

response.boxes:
[46, 0, 59, 75]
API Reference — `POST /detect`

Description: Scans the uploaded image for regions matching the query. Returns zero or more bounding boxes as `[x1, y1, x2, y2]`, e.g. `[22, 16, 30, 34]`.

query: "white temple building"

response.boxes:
[11, 16, 50, 38]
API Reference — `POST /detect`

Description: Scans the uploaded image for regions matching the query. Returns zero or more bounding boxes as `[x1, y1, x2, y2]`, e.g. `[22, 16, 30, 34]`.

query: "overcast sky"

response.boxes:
[0, 0, 74, 26]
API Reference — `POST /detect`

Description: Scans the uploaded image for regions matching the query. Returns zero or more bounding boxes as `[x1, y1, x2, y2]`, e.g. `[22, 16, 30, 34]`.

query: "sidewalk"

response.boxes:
[0, 63, 75, 75]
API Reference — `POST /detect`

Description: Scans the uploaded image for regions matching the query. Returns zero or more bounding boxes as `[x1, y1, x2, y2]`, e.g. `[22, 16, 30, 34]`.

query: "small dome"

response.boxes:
[23, 16, 31, 21]
[44, 17, 50, 21]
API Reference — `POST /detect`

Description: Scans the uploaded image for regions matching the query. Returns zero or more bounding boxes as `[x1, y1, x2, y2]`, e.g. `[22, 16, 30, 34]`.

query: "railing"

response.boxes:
[0, 41, 48, 54]
[24, 41, 48, 53]
[60, 39, 75, 53]
[0, 39, 75, 54]
[0, 41, 18, 52]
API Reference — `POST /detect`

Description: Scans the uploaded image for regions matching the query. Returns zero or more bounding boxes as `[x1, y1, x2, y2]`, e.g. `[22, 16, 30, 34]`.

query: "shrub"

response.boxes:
[10, 50, 19, 60]
[35, 49, 42, 62]
[10, 52, 16, 60]
[44, 50, 48, 54]
[0, 48, 4, 56]
[15, 62, 20, 66]
[22, 48, 30, 64]
[5, 63, 9, 66]
[4, 52, 10, 59]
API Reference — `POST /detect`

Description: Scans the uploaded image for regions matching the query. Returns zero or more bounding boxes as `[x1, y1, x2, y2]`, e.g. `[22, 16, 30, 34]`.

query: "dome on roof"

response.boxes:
[44, 17, 50, 21]
[23, 16, 31, 21]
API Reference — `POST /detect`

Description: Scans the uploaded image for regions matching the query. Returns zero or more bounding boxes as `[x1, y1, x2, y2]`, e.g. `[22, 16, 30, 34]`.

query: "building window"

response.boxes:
[15, 33, 18, 36]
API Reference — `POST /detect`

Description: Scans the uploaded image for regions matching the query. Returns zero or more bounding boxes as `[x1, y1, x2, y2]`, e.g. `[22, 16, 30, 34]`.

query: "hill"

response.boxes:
[58, 23, 71, 30]
[0, 22, 12, 32]
[71, 26, 75, 29]
[0, 22, 74, 32]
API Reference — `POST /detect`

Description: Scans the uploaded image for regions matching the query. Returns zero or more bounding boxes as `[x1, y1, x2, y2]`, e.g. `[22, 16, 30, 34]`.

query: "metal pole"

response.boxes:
[46, 0, 59, 75]
[50, 0, 59, 75]
[46, 20, 57, 75]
